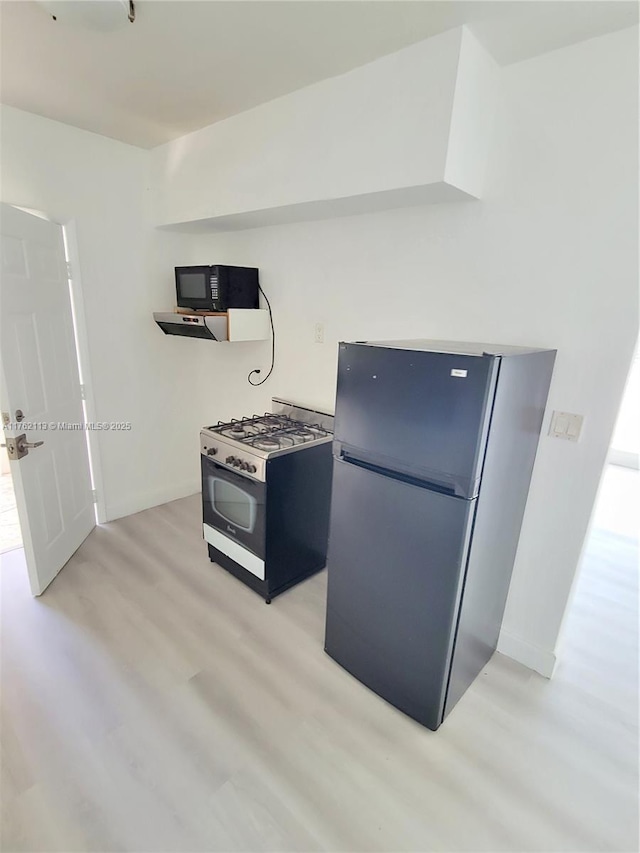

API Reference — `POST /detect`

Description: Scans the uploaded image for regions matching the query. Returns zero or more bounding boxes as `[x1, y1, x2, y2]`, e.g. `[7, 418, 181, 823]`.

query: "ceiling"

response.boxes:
[0, 1, 637, 149]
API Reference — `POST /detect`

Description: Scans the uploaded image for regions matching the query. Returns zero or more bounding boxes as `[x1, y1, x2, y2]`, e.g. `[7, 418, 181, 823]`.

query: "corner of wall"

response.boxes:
[105, 478, 201, 523]
[444, 26, 501, 198]
[497, 628, 557, 678]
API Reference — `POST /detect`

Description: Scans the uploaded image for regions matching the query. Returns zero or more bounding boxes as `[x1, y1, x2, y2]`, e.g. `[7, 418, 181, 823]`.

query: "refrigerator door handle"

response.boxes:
[339, 452, 464, 498]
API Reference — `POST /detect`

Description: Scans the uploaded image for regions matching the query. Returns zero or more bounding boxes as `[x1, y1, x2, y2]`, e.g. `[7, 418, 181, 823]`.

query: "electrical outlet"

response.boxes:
[549, 411, 584, 442]
[314, 322, 325, 344]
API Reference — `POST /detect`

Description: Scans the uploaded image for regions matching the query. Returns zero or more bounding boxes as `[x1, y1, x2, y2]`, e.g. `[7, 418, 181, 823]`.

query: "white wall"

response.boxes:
[444, 28, 500, 197]
[0, 106, 201, 520]
[151, 27, 498, 229]
[181, 26, 638, 672]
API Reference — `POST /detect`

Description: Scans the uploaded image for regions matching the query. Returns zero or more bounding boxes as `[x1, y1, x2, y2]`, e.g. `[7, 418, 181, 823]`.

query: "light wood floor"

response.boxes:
[1, 467, 638, 852]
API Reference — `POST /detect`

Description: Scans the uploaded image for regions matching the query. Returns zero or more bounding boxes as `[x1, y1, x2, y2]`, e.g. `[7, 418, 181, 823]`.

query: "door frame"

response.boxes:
[62, 218, 106, 523]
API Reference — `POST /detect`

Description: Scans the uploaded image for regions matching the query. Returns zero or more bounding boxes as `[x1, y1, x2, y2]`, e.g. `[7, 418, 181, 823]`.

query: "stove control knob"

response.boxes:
[226, 455, 236, 464]
[207, 447, 218, 456]
[247, 464, 257, 474]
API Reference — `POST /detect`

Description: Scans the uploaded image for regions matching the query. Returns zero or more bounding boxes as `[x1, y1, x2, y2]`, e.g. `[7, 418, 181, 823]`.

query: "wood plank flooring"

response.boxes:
[1, 468, 638, 852]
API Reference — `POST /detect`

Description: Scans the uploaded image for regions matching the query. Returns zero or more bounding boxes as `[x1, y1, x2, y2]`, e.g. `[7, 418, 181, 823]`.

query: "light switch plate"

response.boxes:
[549, 410, 584, 442]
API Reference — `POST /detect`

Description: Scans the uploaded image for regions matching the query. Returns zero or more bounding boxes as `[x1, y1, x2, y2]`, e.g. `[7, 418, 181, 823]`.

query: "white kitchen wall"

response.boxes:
[181, 26, 638, 672]
[0, 105, 201, 520]
[151, 27, 498, 230]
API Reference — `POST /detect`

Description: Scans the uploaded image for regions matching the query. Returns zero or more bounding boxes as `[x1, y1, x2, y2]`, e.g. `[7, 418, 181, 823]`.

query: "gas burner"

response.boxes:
[219, 424, 250, 440]
[289, 428, 315, 442]
[252, 436, 281, 451]
[228, 423, 247, 436]
[259, 416, 290, 430]
[253, 434, 298, 451]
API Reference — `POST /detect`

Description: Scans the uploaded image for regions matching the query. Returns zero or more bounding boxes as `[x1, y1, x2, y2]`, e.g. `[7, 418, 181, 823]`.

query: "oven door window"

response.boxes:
[209, 477, 256, 533]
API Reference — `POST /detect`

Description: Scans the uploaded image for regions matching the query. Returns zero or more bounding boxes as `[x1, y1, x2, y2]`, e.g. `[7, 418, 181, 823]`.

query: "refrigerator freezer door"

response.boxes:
[334, 344, 499, 497]
[324, 457, 476, 730]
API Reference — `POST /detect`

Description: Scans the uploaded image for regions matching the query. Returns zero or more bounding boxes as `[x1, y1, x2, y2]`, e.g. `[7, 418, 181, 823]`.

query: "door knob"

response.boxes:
[1, 434, 44, 460]
[17, 437, 44, 451]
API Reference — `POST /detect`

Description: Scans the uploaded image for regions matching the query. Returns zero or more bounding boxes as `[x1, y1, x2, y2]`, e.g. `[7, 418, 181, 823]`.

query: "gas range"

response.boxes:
[201, 398, 335, 602]
[200, 398, 333, 483]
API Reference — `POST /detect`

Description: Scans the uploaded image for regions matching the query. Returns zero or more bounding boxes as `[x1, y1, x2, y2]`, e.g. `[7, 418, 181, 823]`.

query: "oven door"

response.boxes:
[201, 455, 266, 559]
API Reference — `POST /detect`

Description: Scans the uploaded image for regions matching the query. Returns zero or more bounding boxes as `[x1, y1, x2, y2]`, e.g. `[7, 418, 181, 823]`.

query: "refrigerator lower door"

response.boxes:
[325, 457, 476, 731]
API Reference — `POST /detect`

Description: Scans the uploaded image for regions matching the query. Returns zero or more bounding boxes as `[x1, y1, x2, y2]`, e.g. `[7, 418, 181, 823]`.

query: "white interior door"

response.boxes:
[0, 203, 95, 594]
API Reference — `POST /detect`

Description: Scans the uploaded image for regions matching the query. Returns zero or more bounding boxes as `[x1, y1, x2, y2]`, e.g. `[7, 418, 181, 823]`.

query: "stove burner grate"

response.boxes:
[210, 412, 331, 450]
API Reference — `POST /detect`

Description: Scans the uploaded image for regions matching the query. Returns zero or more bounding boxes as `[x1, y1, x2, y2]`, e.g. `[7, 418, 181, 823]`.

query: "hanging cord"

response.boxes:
[248, 284, 275, 386]
[128, 1, 136, 23]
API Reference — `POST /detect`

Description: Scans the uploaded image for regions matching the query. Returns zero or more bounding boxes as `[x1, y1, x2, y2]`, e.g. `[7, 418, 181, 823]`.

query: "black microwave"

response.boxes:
[175, 265, 259, 312]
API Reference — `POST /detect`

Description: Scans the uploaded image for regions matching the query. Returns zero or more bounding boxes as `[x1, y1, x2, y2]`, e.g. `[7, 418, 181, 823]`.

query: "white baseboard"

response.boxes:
[105, 479, 200, 523]
[497, 629, 557, 678]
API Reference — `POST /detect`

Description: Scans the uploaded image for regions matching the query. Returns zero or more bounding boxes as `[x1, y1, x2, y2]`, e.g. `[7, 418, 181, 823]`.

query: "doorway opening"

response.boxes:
[557, 347, 639, 684]
[595, 345, 639, 538]
[609, 349, 639, 471]
[0, 445, 22, 553]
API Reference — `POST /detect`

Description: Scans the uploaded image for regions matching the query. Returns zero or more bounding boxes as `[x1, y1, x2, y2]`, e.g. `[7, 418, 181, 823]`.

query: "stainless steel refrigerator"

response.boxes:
[324, 340, 556, 730]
